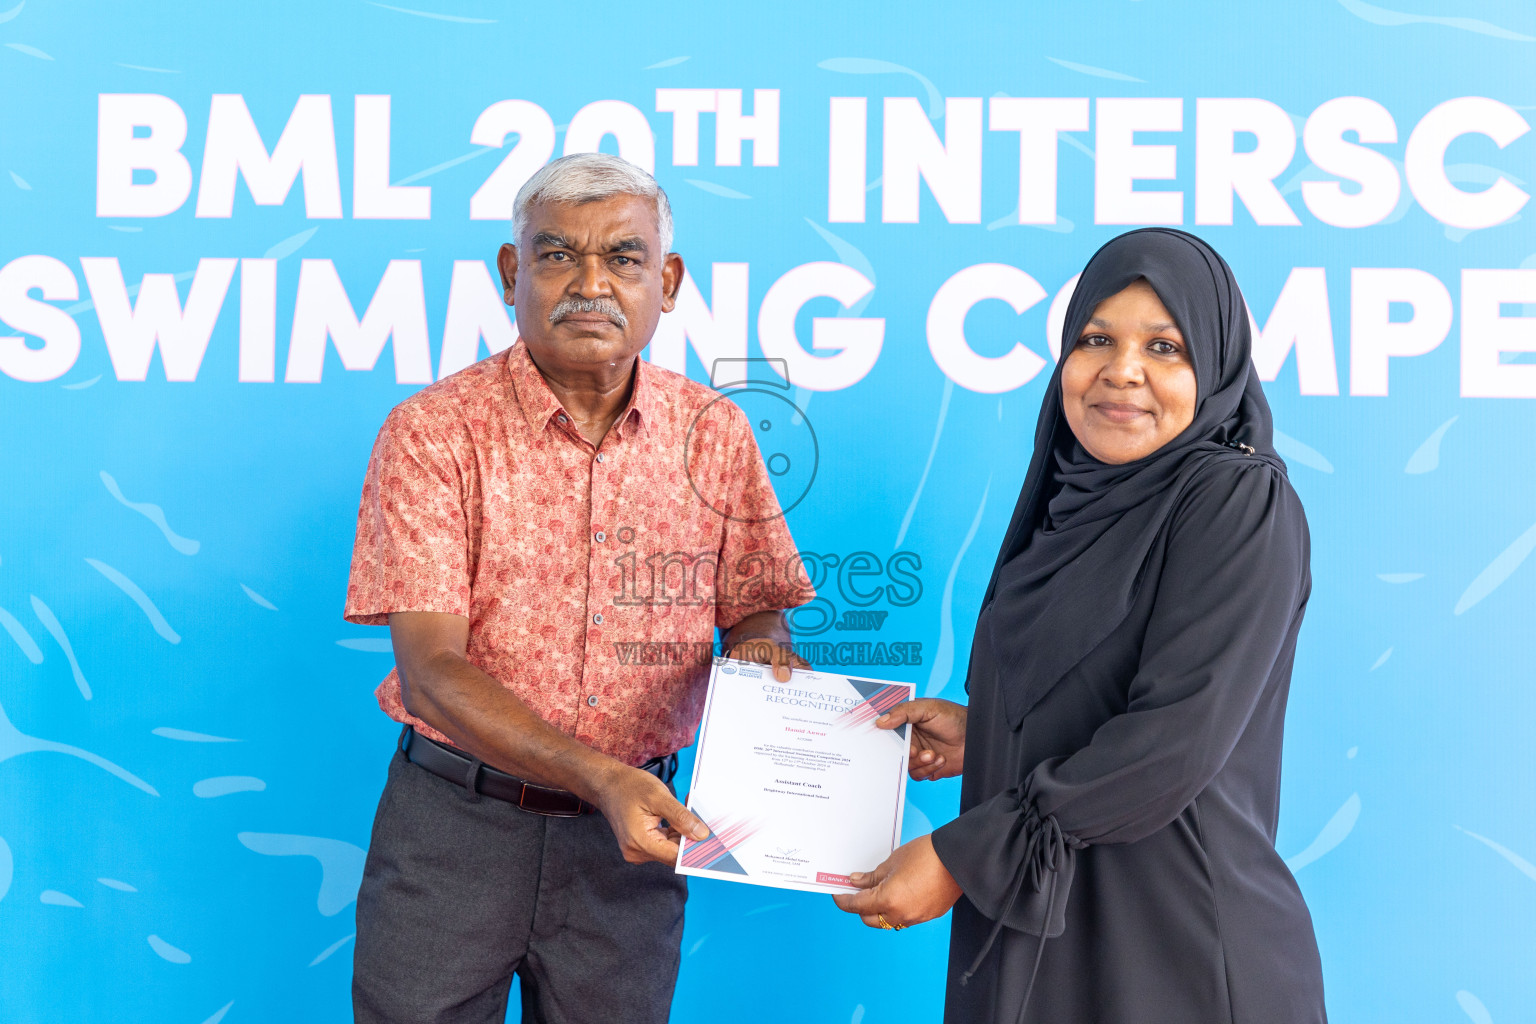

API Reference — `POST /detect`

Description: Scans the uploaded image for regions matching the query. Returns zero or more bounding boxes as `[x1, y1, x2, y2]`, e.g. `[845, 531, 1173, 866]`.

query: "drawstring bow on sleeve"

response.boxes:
[959, 809, 1084, 1023]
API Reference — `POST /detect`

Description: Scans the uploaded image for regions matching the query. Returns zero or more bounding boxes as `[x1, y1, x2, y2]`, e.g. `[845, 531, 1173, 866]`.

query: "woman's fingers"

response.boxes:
[848, 857, 893, 888]
[832, 895, 907, 931]
[881, 698, 959, 735]
[832, 887, 879, 913]
[908, 754, 946, 780]
[832, 889, 907, 929]
[836, 835, 960, 930]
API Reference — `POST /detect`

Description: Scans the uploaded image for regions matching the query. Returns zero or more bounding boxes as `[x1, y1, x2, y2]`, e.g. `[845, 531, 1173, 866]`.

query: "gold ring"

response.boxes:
[877, 913, 896, 931]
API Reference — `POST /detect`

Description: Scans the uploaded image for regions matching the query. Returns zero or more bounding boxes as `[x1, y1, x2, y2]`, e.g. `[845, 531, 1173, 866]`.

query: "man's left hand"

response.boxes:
[722, 610, 807, 682]
[724, 636, 807, 683]
[831, 834, 964, 930]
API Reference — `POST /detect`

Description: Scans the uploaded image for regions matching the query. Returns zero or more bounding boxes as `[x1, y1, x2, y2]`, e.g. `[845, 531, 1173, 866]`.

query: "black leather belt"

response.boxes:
[399, 726, 678, 817]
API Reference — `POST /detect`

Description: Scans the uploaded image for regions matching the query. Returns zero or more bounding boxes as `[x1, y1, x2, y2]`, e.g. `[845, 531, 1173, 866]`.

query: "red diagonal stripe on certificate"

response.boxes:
[838, 683, 911, 730]
[680, 814, 762, 869]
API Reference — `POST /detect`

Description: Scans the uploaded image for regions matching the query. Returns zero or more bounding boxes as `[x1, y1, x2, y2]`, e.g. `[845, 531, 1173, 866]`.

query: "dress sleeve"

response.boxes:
[343, 406, 473, 625]
[707, 399, 816, 630]
[931, 461, 1309, 933]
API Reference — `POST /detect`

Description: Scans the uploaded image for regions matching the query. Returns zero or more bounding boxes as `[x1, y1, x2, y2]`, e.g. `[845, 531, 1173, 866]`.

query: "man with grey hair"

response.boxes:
[344, 152, 813, 1023]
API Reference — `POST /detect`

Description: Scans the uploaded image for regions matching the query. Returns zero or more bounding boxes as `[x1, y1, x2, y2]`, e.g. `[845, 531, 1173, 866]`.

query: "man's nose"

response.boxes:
[572, 255, 614, 297]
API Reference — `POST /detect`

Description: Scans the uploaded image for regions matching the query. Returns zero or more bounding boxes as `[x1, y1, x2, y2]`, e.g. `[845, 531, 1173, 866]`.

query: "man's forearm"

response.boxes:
[401, 652, 623, 801]
[391, 610, 708, 866]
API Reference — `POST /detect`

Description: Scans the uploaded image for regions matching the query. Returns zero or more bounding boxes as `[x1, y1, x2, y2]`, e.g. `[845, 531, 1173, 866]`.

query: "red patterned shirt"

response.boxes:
[345, 341, 813, 766]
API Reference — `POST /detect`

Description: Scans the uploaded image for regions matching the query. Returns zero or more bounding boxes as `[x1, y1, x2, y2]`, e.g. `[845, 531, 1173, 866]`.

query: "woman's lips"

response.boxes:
[1091, 402, 1150, 423]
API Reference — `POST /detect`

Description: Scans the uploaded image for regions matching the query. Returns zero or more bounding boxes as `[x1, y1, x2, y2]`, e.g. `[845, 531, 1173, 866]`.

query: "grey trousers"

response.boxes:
[352, 752, 688, 1024]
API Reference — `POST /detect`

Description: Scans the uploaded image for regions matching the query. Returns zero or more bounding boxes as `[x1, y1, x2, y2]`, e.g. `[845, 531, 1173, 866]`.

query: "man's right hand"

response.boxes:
[593, 765, 710, 865]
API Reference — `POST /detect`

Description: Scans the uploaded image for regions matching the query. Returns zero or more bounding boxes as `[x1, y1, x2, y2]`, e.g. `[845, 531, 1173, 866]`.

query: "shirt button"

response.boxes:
[595, 531, 606, 543]
[595, 453, 606, 463]
[592, 612, 604, 625]
[557, 413, 568, 424]
[587, 695, 600, 707]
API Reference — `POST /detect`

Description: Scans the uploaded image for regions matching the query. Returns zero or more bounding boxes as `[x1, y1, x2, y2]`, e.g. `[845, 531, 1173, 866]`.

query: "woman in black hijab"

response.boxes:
[833, 229, 1327, 1023]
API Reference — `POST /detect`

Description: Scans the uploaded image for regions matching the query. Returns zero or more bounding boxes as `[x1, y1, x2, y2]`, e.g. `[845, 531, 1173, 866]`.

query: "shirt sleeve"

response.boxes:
[707, 399, 816, 630]
[343, 405, 473, 625]
[932, 460, 1310, 931]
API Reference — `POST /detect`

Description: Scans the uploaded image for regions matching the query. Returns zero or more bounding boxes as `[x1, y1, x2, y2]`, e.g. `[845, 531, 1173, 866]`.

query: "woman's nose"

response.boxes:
[1100, 344, 1145, 385]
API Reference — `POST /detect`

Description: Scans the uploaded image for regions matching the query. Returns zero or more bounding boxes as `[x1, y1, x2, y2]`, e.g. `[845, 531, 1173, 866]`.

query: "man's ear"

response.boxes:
[660, 252, 685, 314]
[496, 243, 519, 307]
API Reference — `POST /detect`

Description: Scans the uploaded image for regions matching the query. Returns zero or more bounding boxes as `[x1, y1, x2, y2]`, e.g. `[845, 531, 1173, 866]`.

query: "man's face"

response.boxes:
[498, 193, 682, 375]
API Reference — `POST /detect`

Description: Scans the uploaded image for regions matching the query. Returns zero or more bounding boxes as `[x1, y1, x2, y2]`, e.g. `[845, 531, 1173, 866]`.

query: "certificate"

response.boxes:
[675, 659, 913, 894]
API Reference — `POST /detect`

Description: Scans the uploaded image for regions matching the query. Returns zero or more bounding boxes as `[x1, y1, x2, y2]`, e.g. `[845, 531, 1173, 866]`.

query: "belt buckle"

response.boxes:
[516, 780, 584, 817]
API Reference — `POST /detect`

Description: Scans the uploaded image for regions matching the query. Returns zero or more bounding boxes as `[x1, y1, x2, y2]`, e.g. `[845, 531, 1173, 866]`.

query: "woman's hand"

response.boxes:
[876, 698, 967, 781]
[831, 834, 963, 929]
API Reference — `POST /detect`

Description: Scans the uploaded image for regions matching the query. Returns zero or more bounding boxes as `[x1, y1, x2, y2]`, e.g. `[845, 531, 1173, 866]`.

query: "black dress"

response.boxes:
[931, 457, 1328, 1023]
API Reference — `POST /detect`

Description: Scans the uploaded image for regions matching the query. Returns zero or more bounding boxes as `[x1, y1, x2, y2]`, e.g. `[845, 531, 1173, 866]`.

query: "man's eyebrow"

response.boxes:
[609, 237, 649, 254]
[530, 231, 572, 249]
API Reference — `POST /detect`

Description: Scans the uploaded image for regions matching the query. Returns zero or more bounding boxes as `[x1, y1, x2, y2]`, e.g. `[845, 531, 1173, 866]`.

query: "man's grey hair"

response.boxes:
[512, 153, 674, 253]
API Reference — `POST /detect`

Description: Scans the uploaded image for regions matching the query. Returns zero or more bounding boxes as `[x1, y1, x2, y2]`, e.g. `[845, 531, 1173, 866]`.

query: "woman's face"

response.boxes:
[1061, 279, 1198, 465]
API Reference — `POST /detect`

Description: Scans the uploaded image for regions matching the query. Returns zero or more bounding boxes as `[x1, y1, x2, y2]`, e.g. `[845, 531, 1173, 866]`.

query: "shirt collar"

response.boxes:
[621, 355, 657, 438]
[507, 340, 654, 439]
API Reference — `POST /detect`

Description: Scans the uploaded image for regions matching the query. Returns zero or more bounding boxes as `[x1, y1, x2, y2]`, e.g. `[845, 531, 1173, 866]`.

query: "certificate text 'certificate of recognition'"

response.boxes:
[676, 660, 913, 894]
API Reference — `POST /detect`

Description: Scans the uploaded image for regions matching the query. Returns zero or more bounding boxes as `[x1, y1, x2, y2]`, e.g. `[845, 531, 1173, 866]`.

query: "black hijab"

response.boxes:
[982, 228, 1286, 727]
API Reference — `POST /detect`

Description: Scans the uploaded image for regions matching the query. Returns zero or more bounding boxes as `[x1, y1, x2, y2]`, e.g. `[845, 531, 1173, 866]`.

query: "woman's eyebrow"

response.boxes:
[1084, 316, 1179, 332]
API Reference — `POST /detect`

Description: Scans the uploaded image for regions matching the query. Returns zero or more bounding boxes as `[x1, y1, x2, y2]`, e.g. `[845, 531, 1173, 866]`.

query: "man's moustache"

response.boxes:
[549, 298, 628, 328]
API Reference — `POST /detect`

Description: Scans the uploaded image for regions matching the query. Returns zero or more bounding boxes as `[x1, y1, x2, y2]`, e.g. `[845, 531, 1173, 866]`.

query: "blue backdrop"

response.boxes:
[3, 2, 1535, 1021]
